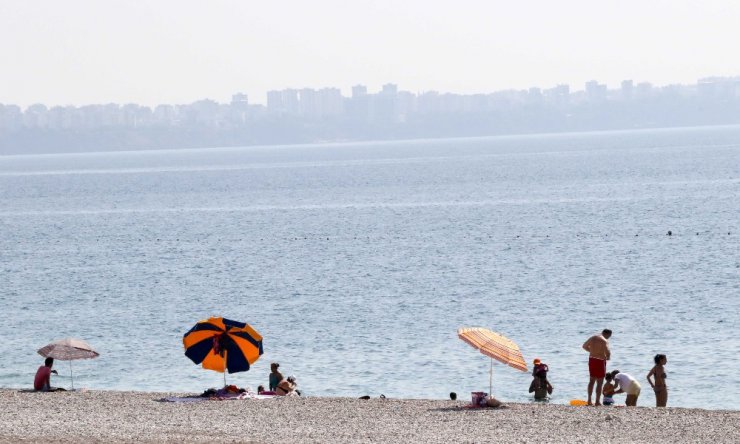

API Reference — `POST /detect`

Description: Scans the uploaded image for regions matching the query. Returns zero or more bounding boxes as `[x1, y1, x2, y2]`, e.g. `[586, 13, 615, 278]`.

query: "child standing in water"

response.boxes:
[529, 358, 553, 399]
[647, 354, 668, 407]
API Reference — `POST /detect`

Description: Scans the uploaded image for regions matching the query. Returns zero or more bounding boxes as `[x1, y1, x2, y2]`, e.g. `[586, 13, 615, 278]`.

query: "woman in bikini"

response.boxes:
[647, 354, 668, 407]
[269, 362, 283, 392]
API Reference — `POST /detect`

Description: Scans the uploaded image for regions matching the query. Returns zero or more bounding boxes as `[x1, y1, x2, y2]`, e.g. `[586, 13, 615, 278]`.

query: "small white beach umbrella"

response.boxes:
[37, 338, 99, 389]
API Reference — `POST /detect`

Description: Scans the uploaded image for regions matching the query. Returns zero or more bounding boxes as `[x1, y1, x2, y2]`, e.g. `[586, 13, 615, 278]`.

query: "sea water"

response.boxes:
[1, 126, 738, 409]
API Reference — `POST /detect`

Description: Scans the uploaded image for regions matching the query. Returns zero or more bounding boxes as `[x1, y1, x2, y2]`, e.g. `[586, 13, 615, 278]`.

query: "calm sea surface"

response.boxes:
[1, 127, 738, 409]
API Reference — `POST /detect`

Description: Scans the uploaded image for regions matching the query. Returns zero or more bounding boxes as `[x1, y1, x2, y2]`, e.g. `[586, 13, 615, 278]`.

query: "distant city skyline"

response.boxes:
[3, 1, 740, 107]
[2, 75, 739, 110]
[3, 74, 740, 155]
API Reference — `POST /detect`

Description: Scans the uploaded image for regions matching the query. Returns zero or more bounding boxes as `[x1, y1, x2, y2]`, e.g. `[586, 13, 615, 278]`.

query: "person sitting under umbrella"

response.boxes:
[34, 358, 60, 392]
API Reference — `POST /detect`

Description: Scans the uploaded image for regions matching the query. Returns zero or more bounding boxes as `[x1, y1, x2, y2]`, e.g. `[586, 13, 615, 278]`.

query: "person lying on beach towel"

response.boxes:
[161, 388, 276, 403]
[484, 396, 502, 408]
[469, 393, 503, 408]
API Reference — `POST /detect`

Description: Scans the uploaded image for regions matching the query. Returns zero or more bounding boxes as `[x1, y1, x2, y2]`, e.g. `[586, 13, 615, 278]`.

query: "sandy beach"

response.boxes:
[0, 389, 737, 443]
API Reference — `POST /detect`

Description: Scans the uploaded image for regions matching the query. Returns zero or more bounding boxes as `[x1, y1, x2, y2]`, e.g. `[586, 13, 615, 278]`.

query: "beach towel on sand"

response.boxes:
[161, 393, 276, 402]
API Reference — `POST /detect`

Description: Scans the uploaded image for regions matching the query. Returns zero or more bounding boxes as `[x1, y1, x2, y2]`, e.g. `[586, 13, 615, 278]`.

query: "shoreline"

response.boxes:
[2, 122, 739, 158]
[1, 389, 738, 443]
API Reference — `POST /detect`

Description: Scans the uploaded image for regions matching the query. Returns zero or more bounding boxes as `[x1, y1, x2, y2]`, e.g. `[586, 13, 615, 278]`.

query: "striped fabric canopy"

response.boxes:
[458, 327, 528, 372]
[37, 338, 99, 390]
[37, 338, 99, 361]
[183, 317, 263, 374]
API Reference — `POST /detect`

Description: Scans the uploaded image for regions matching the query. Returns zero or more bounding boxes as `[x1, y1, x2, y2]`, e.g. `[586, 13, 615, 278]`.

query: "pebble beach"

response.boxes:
[1, 389, 738, 443]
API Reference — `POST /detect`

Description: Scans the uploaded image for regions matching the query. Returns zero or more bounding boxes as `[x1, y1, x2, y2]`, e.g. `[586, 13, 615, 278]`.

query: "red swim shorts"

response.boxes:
[588, 357, 607, 378]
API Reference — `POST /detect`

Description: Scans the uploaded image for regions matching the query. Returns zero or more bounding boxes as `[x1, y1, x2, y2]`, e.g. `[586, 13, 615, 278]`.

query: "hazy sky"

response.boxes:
[2, 0, 740, 107]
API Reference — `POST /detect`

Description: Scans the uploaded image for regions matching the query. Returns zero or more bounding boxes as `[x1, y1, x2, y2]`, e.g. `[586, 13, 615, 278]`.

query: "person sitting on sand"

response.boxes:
[269, 362, 283, 392]
[606, 370, 641, 406]
[34, 357, 58, 391]
[528, 358, 553, 400]
[276, 375, 298, 396]
[647, 354, 668, 407]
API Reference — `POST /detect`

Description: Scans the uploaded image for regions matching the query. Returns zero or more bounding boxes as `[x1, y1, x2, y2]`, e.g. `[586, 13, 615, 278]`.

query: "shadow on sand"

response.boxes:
[430, 404, 510, 413]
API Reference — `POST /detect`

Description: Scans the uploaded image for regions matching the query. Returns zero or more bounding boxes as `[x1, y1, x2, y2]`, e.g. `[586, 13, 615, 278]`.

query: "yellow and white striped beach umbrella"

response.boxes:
[458, 327, 528, 395]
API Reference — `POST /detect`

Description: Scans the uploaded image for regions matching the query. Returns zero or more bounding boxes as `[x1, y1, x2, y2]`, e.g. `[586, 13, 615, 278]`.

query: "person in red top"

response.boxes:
[34, 358, 58, 391]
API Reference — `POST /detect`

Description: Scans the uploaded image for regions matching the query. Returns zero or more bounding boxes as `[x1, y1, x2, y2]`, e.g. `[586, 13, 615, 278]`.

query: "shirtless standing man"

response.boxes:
[582, 329, 612, 406]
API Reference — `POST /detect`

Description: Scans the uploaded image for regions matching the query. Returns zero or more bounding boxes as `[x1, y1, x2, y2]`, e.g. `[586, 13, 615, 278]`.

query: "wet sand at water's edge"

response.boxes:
[1, 389, 738, 443]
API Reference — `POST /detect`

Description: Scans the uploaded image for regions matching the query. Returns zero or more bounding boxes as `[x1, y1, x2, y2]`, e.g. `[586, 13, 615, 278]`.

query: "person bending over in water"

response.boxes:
[647, 354, 668, 407]
[582, 329, 612, 405]
[606, 370, 641, 406]
[34, 358, 58, 392]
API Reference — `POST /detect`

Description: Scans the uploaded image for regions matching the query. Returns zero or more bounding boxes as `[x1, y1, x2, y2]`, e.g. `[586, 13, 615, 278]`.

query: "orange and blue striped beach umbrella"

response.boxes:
[183, 317, 263, 374]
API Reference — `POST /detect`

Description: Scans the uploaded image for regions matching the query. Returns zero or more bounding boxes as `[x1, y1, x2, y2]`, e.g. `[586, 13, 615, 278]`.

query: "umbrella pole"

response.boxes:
[223, 350, 228, 388]
[489, 358, 492, 396]
[70, 360, 74, 391]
